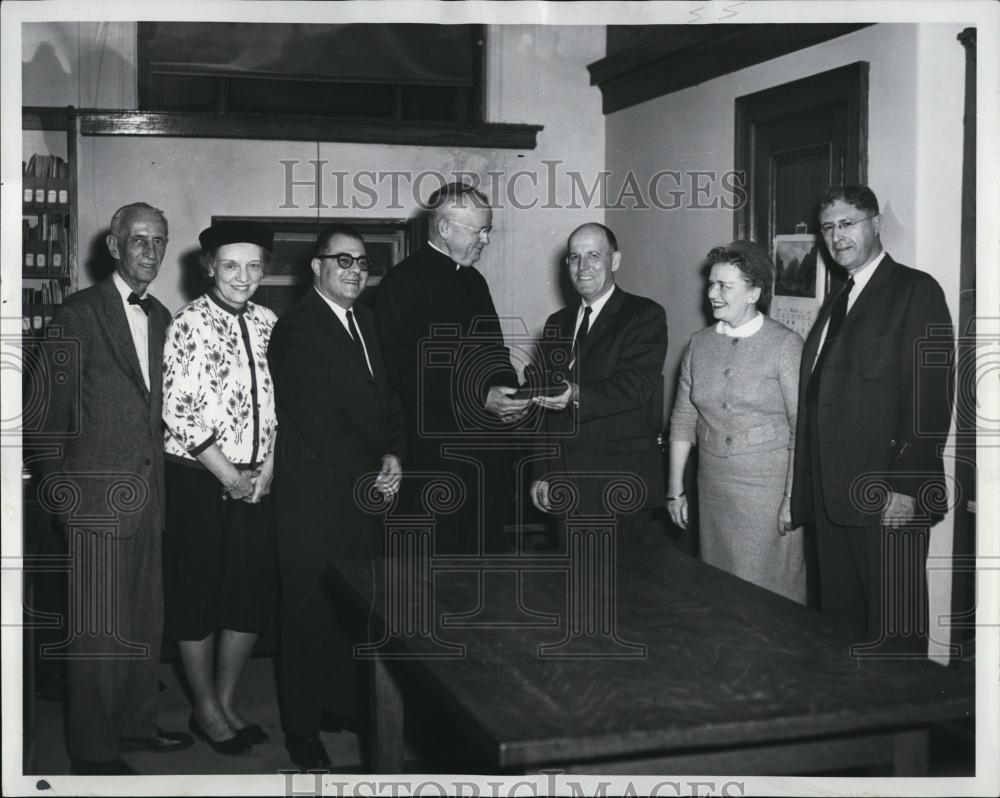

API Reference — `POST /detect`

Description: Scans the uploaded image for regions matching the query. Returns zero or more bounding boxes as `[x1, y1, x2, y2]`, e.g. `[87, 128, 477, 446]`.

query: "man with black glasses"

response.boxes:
[268, 224, 404, 770]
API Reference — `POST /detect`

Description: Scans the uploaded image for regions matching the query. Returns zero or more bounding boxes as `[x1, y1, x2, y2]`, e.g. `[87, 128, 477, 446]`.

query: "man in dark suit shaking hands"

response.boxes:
[791, 184, 954, 656]
[268, 224, 404, 770]
[530, 222, 669, 546]
[40, 202, 192, 774]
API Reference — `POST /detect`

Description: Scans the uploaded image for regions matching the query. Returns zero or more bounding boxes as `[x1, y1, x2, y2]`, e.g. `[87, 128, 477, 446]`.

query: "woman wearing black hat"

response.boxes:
[161, 220, 278, 754]
[666, 240, 806, 604]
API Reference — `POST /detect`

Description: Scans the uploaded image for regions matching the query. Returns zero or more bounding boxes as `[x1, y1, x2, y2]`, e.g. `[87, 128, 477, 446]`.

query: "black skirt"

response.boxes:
[164, 460, 277, 640]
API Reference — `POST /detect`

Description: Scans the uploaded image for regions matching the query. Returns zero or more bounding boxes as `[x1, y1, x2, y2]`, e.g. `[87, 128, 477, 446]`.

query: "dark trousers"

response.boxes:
[277, 536, 364, 737]
[62, 512, 163, 761]
[397, 438, 509, 555]
[812, 514, 930, 656]
[806, 404, 929, 656]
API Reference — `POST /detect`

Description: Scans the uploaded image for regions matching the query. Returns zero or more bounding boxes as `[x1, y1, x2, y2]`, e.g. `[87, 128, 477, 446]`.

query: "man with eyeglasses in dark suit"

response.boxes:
[791, 184, 954, 657]
[268, 224, 405, 770]
[375, 182, 529, 555]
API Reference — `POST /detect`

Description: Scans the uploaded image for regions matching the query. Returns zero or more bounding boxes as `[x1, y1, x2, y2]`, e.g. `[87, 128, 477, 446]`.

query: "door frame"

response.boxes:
[733, 61, 869, 242]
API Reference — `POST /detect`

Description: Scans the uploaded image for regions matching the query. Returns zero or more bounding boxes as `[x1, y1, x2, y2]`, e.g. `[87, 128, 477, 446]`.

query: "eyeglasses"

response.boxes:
[316, 253, 372, 271]
[819, 215, 876, 237]
[449, 220, 493, 238]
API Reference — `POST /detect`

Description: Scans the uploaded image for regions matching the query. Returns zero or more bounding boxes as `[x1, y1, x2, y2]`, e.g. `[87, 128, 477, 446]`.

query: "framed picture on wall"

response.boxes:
[211, 215, 426, 316]
[769, 233, 831, 339]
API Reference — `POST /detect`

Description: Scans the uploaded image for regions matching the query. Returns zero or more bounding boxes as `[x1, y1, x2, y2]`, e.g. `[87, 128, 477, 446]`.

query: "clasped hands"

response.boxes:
[223, 468, 270, 504]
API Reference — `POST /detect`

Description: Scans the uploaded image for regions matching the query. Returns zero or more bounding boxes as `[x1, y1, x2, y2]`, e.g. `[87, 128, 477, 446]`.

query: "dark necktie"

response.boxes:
[127, 292, 153, 316]
[807, 276, 854, 400]
[572, 306, 592, 363]
[346, 310, 372, 376]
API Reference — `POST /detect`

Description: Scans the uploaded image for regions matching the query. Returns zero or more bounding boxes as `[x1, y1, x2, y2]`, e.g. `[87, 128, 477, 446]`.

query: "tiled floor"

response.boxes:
[27, 656, 369, 776]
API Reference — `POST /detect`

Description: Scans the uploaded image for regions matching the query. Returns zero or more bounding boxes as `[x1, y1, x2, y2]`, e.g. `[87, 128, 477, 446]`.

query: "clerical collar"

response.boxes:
[428, 240, 460, 270]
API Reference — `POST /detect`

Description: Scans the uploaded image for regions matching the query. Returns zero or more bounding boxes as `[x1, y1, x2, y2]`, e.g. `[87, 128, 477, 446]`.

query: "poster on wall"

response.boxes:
[770, 233, 830, 339]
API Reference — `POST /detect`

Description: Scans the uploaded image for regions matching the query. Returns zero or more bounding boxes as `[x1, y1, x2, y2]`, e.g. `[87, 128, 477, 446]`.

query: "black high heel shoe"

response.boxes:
[234, 723, 269, 745]
[188, 713, 251, 755]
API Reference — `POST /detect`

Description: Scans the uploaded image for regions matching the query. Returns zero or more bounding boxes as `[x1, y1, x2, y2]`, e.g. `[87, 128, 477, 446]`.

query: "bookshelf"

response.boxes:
[22, 107, 78, 335]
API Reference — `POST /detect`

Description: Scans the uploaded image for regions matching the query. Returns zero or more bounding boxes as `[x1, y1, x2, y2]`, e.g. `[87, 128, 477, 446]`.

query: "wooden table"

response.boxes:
[326, 534, 973, 775]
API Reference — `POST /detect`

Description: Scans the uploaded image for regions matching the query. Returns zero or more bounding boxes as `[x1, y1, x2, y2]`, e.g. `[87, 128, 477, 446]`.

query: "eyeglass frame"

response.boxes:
[314, 253, 373, 271]
[448, 220, 493, 238]
[819, 214, 878, 237]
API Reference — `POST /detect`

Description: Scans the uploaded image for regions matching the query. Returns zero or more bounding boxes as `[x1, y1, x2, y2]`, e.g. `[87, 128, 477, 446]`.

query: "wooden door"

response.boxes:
[735, 62, 868, 246]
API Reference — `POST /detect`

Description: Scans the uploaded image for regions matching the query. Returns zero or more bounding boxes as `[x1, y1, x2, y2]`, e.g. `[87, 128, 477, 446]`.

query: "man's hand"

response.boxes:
[882, 491, 917, 527]
[374, 454, 402, 498]
[532, 381, 576, 412]
[530, 479, 553, 513]
[485, 385, 531, 420]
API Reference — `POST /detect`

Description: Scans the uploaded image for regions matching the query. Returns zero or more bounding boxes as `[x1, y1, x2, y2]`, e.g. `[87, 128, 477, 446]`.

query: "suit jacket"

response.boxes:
[268, 289, 405, 549]
[534, 287, 668, 515]
[791, 254, 954, 527]
[375, 244, 517, 440]
[39, 276, 172, 536]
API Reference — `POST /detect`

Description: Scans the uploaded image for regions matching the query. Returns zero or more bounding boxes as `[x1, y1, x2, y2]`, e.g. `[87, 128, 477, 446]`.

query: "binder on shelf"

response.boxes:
[50, 240, 64, 274]
[32, 157, 47, 205]
[23, 153, 70, 210]
[35, 240, 47, 273]
[23, 129, 74, 313]
[54, 158, 70, 208]
[23, 160, 35, 205]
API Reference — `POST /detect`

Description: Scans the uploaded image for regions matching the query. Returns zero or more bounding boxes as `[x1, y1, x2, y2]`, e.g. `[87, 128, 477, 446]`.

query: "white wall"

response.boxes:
[26, 22, 606, 339]
[22, 22, 136, 108]
[605, 23, 967, 659]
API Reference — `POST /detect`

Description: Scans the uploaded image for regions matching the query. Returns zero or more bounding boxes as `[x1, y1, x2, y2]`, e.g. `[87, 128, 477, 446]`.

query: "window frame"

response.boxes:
[137, 22, 487, 124]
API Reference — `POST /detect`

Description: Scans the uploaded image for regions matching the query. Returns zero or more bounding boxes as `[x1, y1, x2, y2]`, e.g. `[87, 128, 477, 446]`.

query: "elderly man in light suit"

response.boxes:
[40, 202, 191, 774]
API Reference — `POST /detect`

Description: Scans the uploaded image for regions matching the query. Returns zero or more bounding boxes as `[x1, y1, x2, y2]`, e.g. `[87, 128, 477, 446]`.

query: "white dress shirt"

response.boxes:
[573, 283, 617, 338]
[811, 250, 886, 370]
[568, 284, 617, 374]
[315, 288, 373, 375]
[112, 271, 150, 390]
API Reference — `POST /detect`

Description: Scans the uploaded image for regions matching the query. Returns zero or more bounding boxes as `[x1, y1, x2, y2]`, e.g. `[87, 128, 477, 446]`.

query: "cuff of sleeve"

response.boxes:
[189, 432, 217, 457]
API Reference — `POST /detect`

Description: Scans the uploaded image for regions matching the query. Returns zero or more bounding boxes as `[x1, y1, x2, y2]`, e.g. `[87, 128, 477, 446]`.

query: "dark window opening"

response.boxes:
[138, 22, 485, 124]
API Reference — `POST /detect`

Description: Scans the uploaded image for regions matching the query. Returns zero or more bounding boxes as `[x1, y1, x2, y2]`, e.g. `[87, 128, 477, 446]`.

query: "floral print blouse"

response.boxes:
[163, 292, 277, 466]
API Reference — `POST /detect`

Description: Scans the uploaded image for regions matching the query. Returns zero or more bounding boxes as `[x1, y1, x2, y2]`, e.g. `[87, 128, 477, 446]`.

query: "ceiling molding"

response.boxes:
[589, 24, 874, 114]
